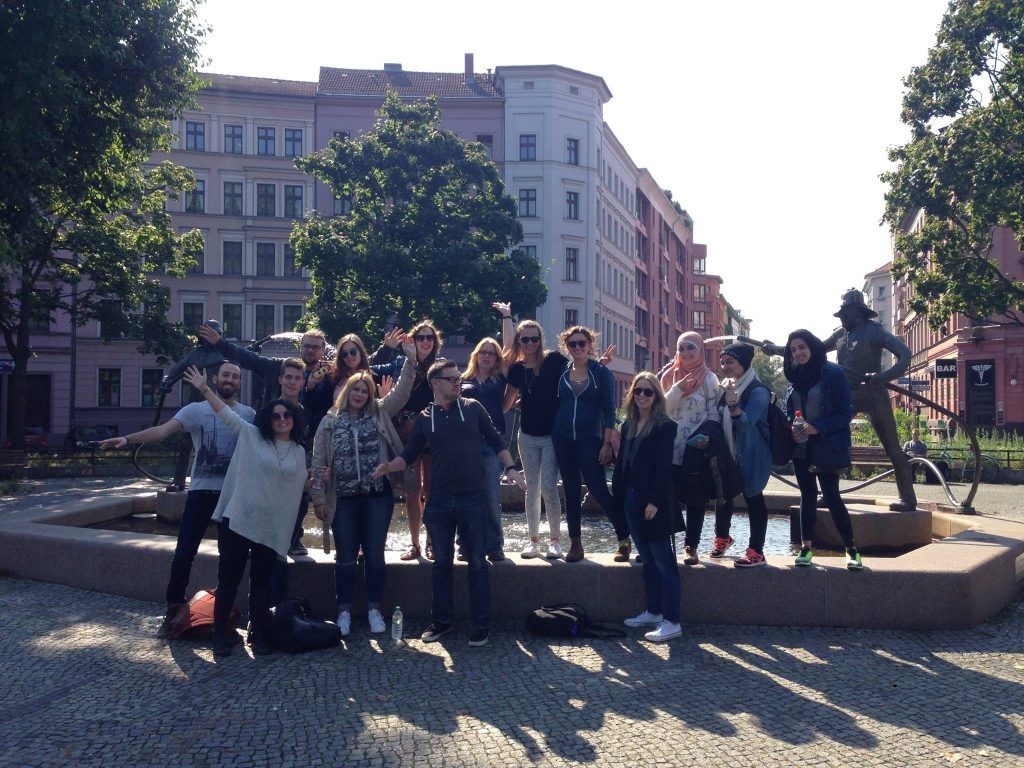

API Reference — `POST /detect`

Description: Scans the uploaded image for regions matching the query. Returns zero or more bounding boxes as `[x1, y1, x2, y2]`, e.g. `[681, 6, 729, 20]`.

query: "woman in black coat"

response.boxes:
[612, 372, 681, 642]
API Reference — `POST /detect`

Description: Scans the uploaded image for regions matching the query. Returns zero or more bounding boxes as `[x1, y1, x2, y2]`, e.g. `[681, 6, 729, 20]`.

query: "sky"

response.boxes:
[196, 0, 952, 344]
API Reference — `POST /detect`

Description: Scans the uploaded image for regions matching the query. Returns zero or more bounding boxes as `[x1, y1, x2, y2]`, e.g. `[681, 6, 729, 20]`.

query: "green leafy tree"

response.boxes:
[751, 351, 788, 404]
[292, 91, 547, 342]
[0, 0, 205, 447]
[882, 0, 1024, 328]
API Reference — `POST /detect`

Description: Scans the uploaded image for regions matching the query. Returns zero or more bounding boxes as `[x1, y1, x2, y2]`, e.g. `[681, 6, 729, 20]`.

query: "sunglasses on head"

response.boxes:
[340, 348, 360, 358]
[633, 387, 656, 398]
[567, 339, 589, 349]
[271, 412, 293, 421]
[414, 334, 435, 342]
[678, 342, 699, 352]
[519, 335, 540, 344]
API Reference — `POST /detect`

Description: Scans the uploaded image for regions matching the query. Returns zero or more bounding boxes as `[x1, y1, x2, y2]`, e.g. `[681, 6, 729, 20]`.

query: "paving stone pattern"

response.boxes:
[0, 577, 1021, 767]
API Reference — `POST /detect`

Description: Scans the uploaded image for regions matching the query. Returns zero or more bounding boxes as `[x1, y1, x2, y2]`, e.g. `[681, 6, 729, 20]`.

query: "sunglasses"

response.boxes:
[633, 387, 656, 398]
[271, 412, 293, 421]
[414, 334, 436, 342]
[477, 349, 497, 357]
[339, 348, 361, 358]
[678, 342, 699, 352]
[519, 335, 540, 344]
[433, 375, 462, 384]
[567, 339, 589, 349]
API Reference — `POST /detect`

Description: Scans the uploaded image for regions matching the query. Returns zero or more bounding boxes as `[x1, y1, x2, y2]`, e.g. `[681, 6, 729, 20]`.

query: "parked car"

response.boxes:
[3, 426, 48, 451]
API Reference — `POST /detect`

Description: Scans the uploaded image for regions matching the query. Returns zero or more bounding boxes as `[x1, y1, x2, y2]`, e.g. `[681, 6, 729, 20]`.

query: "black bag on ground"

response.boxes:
[269, 598, 342, 653]
[526, 603, 626, 639]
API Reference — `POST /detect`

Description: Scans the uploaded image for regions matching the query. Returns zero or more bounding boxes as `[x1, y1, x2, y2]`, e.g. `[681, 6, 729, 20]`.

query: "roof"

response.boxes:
[199, 72, 317, 96]
[318, 67, 501, 99]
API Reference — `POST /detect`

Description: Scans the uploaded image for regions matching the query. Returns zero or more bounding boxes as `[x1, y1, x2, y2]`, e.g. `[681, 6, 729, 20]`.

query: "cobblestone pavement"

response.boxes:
[0, 577, 1021, 767]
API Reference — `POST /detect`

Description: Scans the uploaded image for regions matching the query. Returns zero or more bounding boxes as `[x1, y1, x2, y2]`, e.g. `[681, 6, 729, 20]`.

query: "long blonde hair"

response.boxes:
[506, 319, 549, 367]
[465, 337, 505, 382]
[333, 371, 379, 418]
[623, 372, 668, 440]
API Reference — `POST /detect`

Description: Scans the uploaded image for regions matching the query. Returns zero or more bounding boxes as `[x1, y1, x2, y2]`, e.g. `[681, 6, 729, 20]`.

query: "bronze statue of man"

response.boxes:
[825, 289, 916, 511]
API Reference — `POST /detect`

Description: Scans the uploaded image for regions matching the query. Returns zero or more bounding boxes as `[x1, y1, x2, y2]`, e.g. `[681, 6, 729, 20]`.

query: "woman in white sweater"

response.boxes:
[183, 365, 308, 658]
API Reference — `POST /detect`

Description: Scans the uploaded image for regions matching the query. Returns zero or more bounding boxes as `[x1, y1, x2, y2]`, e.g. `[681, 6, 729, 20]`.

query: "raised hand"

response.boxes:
[199, 323, 221, 346]
[599, 344, 616, 365]
[383, 326, 404, 349]
[182, 365, 207, 391]
[377, 375, 394, 398]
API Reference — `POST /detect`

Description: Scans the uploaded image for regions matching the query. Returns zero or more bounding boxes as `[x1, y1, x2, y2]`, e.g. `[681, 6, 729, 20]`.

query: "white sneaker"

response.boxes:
[520, 541, 541, 559]
[367, 609, 386, 634]
[644, 620, 682, 642]
[337, 610, 351, 636]
[624, 610, 663, 628]
[546, 541, 563, 559]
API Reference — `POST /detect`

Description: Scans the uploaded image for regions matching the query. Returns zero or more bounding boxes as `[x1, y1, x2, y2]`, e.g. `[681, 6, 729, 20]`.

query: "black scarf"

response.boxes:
[783, 329, 827, 397]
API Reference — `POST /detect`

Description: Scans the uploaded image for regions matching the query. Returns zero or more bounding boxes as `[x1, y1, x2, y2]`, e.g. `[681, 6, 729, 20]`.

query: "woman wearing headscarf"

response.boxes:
[661, 331, 722, 565]
[713, 343, 772, 567]
[783, 329, 863, 570]
[612, 373, 680, 642]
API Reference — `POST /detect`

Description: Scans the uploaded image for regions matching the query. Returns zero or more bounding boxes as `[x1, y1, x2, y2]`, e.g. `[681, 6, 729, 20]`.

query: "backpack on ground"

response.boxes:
[739, 382, 794, 466]
[269, 597, 342, 653]
[525, 603, 626, 639]
[170, 589, 242, 640]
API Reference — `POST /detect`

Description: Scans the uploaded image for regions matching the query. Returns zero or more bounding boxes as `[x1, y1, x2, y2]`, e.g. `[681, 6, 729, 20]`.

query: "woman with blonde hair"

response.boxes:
[310, 339, 416, 635]
[613, 373, 680, 641]
[461, 336, 509, 561]
[372, 319, 443, 560]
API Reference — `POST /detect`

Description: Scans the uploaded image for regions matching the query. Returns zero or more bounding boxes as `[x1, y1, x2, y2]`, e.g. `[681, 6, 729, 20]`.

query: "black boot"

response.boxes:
[156, 603, 184, 639]
[212, 626, 234, 658]
[248, 621, 274, 656]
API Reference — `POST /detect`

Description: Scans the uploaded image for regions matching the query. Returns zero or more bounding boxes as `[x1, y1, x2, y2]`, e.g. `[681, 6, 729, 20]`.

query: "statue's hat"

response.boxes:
[834, 289, 878, 319]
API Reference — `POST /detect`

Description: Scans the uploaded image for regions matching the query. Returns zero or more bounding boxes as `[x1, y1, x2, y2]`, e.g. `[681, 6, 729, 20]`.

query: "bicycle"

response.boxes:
[961, 452, 1001, 484]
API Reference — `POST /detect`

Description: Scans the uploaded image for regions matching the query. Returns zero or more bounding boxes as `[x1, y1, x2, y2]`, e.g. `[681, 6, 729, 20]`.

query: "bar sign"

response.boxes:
[935, 359, 957, 379]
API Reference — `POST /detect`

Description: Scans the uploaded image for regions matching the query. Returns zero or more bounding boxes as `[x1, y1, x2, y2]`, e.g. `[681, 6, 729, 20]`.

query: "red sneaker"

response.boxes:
[709, 536, 735, 558]
[735, 548, 767, 568]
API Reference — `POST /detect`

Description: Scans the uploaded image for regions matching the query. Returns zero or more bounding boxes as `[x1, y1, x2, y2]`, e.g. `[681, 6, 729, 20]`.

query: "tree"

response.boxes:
[751, 352, 788, 405]
[292, 91, 547, 342]
[882, 0, 1024, 328]
[0, 0, 205, 447]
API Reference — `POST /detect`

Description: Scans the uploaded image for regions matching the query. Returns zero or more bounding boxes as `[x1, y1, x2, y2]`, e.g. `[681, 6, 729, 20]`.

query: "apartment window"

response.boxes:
[98, 369, 121, 407]
[185, 180, 205, 213]
[223, 181, 243, 216]
[284, 185, 303, 218]
[185, 121, 205, 151]
[283, 244, 301, 277]
[566, 191, 579, 220]
[569, 85, 579, 96]
[221, 304, 242, 340]
[693, 283, 707, 302]
[565, 247, 579, 282]
[693, 256, 706, 275]
[222, 242, 242, 275]
[187, 245, 204, 275]
[254, 305, 275, 340]
[518, 189, 537, 217]
[519, 134, 536, 161]
[257, 126, 275, 156]
[566, 138, 579, 165]
[475, 134, 494, 159]
[564, 308, 579, 328]
[256, 242, 276, 277]
[523, 81, 535, 90]
[693, 311, 707, 327]
[183, 302, 205, 334]
[284, 128, 303, 158]
[28, 309, 50, 332]
[256, 184, 275, 217]
[334, 195, 352, 216]
[519, 244, 537, 261]
[282, 304, 303, 332]
[141, 369, 164, 408]
[224, 124, 243, 154]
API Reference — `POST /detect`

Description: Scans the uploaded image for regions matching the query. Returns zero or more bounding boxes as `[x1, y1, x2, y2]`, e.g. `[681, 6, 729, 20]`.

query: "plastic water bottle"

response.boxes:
[391, 606, 403, 642]
[792, 410, 809, 443]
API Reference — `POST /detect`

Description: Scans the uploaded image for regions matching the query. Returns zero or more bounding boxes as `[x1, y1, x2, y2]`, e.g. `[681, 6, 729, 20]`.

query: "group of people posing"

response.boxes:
[102, 302, 864, 653]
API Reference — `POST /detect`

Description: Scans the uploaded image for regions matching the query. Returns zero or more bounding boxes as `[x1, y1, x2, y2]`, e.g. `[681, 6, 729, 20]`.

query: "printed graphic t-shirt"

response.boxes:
[173, 401, 256, 492]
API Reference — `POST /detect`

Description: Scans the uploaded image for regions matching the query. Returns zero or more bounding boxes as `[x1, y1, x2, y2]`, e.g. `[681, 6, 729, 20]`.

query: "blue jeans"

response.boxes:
[552, 434, 627, 540]
[424, 490, 490, 628]
[332, 492, 395, 610]
[481, 446, 504, 554]
[166, 489, 219, 605]
[624, 490, 681, 623]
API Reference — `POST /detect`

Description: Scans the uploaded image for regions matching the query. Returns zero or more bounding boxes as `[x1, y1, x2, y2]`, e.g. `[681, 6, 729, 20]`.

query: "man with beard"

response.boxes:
[98, 361, 255, 636]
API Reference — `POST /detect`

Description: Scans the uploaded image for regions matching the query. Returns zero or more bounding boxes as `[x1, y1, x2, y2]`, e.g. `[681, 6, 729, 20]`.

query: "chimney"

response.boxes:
[465, 53, 474, 84]
[383, 63, 402, 72]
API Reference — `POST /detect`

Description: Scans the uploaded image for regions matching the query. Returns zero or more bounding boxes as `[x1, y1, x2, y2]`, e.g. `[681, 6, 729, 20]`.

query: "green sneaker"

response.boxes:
[846, 548, 863, 571]
[794, 547, 814, 567]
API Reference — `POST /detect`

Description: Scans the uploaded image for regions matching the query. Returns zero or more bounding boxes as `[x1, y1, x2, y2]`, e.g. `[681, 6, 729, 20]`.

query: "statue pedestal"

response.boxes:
[156, 490, 187, 523]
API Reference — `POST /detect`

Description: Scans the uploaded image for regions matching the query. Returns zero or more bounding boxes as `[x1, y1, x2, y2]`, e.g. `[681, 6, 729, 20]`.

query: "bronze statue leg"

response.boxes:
[854, 387, 917, 511]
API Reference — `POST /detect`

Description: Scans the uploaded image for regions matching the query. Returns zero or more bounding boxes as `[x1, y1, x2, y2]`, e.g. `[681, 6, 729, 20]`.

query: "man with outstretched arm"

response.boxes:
[373, 359, 526, 648]
[97, 362, 255, 637]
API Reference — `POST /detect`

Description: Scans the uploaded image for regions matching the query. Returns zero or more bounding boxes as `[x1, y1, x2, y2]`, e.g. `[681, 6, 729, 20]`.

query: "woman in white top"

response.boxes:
[183, 365, 308, 658]
[660, 332, 721, 565]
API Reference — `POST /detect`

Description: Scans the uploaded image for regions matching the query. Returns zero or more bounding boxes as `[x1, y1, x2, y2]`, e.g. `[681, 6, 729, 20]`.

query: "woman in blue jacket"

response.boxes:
[551, 325, 628, 563]
[784, 329, 863, 570]
[612, 373, 680, 642]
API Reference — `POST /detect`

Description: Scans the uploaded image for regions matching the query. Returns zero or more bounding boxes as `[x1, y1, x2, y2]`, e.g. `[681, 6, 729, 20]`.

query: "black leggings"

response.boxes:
[793, 457, 856, 549]
[715, 492, 769, 553]
[214, 521, 278, 638]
